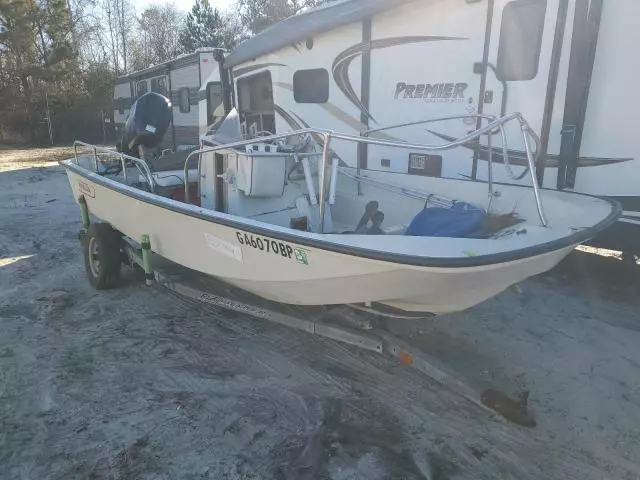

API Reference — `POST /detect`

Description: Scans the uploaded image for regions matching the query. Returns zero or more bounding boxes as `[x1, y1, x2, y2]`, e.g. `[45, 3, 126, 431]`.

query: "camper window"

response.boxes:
[136, 80, 148, 97]
[150, 75, 169, 96]
[178, 87, 190, 113]
[236, 71, 275, 134]
[206, 82, 224, 126]
[293, 69, 329, 103]
[496, 0, 547, 81]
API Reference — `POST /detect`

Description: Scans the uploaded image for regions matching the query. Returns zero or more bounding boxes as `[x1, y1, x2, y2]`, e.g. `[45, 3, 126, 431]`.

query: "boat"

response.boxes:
[60, 93, 619, 315]
[221, 0, 639, 258]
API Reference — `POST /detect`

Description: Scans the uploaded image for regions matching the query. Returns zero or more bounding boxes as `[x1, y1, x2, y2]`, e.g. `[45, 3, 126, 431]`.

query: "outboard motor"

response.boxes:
[118, 92, 172, 158]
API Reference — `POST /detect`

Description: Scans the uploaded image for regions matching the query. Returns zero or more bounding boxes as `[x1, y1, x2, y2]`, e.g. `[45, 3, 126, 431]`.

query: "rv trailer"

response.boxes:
[222, 0, 639, 256]
[113, 48, 226, 151]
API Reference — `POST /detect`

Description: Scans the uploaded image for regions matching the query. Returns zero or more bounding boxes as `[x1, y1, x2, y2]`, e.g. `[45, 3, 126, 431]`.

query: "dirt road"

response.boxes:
[1, 149, 639, 479]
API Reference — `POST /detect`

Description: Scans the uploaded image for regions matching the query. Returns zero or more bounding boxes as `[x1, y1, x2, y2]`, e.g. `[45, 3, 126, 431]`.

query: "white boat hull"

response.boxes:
[65, 167, 577, 314]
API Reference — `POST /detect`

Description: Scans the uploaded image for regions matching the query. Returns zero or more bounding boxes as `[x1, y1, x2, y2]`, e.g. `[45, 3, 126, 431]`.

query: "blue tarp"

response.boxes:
[405, 202, 485, 238]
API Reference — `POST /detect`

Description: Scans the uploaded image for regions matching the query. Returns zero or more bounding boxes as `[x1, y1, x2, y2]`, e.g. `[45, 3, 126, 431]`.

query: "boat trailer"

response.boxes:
[96, 229, 536, 428]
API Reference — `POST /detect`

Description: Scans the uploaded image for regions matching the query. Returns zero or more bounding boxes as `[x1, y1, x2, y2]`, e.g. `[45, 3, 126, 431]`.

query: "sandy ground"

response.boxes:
[0, 146, 77, 167]
[0, 147, 639, 479]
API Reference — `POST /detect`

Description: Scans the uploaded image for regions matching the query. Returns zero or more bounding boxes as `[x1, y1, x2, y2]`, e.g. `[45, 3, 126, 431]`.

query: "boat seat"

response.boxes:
[146, 148, 196, 172]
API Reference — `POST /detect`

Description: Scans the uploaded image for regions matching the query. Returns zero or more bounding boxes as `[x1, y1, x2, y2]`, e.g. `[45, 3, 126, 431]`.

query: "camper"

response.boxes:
[222, 0, 639, 256]
[113, 48, 226, 151]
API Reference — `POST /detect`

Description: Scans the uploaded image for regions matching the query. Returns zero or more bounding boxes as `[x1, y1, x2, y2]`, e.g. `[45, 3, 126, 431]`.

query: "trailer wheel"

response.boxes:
[83, 223, 123, 290]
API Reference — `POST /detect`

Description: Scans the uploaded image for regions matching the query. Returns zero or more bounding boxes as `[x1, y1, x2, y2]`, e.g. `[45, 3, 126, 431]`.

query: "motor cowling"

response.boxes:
[118, 92, 172, 157]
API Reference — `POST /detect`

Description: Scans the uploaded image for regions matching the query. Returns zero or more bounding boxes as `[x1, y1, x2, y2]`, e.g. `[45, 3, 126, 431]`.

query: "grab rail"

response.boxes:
[364, 114, 500, 136]
[184, 112, 547, 230]
[73, 141, 156, 193]
[364, 114, 508, 200]
[364, 114, 531, 194]
[366, 114, 531, 182]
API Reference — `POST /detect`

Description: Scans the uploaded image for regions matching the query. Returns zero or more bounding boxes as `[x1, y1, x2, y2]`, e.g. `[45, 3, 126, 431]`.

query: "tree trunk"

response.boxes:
[106, 1, 119, 75]
[119, 0, 127, 73]
[19, 74, 37, 144]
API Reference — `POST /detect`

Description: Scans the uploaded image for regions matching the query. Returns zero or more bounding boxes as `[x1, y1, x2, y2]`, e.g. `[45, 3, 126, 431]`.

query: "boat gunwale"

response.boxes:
[59, 158, 622, 269]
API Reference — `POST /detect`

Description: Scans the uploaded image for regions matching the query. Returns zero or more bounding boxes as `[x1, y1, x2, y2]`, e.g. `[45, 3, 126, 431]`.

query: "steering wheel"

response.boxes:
[283, 132, 316, 153]
[255, 130, 276, 143]
[255, 130, 318, 153]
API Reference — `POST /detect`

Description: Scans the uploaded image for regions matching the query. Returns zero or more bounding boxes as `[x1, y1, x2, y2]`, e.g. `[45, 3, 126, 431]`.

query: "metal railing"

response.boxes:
[73, 141, 156, 193]
[183, 112, 547, 230]
[364, 114, 532, 199]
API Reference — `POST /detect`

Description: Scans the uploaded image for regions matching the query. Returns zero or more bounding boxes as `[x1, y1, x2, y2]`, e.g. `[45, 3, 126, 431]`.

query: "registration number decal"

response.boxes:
[204, 233, 243, 263]
[235, 232, 309, 265]
[78, 180, 95, 198]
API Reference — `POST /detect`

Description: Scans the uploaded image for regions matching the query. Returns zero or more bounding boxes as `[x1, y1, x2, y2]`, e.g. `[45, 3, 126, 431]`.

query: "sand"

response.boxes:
[0, 148, 639, 479]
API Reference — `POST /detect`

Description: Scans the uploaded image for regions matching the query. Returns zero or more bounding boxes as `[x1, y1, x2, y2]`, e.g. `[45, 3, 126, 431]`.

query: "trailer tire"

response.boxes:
[83, 223, 123, 290]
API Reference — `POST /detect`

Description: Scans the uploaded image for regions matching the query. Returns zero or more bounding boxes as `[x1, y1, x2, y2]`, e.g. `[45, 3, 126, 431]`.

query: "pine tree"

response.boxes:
[0, 0, 76, 142]
[179, 0, 224, 53]
[237, 0, 328, 35]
